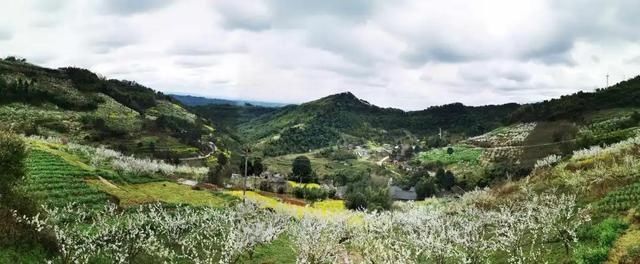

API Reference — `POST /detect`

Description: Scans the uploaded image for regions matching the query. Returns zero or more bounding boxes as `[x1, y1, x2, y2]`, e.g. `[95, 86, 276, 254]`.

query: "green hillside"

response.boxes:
[0, 58, 218, 161]
[215, 92, 521, 156]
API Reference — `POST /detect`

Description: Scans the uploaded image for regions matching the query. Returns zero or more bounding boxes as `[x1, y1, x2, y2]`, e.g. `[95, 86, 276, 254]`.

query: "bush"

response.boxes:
[573, 246, 609, 264]
[0, 133, 26, 201]
[292, 187, 328, 202]
[345, 192, 368, 210]
[415, 177, 437, 200]
[326, 188, 337, 199]
[344, 184, 391, 211]
[573, 218, 629, 264]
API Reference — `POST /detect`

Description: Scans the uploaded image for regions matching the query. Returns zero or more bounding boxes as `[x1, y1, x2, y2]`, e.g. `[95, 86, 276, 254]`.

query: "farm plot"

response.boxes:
[466, 123, 536, 147]
[595, 182, 640, 213]
[89, 180, 235, 207]
[21, 149, 109, 208]
[418, 144, 483, 165]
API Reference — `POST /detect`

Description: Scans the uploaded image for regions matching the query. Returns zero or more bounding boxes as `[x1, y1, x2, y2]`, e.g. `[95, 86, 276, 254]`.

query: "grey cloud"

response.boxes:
[404, 45, 479, 66]
[521, 37, 576, 65]
[268, 0, 375, 21]
[89, 29, 138, 54]
[221, 17, 271, 31]
[0, 29, 12, 41]
[92, 39, 134, 54]
[100, 0, 173, 15]
[625, 56, 640, 65]
[168, 43, 245, 56]
[501, 70, 531, 83]
[173, 57, 217, 69]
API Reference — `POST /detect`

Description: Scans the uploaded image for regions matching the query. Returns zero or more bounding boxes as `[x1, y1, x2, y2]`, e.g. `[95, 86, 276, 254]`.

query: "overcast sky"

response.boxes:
[1, 0, 640, 110]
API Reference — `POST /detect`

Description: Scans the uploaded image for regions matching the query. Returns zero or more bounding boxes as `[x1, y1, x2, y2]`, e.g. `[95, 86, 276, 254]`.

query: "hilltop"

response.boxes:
[194, 91, 520, 156]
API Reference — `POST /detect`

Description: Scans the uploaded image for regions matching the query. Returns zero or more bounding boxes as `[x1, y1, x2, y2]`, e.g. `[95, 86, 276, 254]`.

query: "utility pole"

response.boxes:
[606, 74, 609, 88]
[439, 128, 442, 139]
[243, 147, 251, 203]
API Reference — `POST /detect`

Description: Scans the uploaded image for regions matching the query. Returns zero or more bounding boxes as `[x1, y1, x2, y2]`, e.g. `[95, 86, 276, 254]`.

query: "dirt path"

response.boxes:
[98, 176, 120, 189]
[179, 142, 216, 161]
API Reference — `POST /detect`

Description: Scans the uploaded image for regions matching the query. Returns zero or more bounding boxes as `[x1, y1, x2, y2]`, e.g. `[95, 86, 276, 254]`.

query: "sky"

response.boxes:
[1, 0, 640, 110]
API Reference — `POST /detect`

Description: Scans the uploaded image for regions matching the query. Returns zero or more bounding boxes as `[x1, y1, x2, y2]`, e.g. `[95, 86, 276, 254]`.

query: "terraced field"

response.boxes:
[466, 123, 536, 147]
[596, 182, 640, 213]
[21, 149, 109, 208]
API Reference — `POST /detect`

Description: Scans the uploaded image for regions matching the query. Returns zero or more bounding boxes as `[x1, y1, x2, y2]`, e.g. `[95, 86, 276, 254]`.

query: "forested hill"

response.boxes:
[227, 92, 521, 156]
[508, 75, 640, 123]
[0, 57, 220, 160]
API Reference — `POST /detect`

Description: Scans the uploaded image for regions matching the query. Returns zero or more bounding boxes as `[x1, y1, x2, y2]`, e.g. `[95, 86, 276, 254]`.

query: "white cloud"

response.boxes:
[1, 0, 640, 110]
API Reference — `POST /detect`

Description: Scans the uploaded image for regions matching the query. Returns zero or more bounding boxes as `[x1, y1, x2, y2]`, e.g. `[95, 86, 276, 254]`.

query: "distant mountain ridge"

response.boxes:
[171, 94, 288, 108]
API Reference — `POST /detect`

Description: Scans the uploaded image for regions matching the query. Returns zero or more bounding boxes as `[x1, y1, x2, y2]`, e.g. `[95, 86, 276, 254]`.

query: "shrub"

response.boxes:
[0, 133, 26, 200]
[292, 187, 328, 202]
[415, 177, 436, 200]
[573, 246, 609, 264]
[573, 218, 629, 264]
[344, 192, 368, 210]
[344, 184, 391, 211]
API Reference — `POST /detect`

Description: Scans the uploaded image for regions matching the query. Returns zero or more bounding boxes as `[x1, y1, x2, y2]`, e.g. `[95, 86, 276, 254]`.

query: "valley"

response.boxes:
[2, 57, 640, 263]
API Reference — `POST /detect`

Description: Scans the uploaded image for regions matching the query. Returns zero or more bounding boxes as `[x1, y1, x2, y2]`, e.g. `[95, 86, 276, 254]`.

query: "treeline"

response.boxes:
[62, 67, 174, 113]
[508, 75, 640, 123]
[0, 77, 103, 111]
[263, 123, 341, 156]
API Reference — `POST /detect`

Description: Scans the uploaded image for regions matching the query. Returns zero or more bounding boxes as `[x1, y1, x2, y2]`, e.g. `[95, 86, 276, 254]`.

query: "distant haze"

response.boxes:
[171, 94, 289, 108]
[2, 0, 640, 110]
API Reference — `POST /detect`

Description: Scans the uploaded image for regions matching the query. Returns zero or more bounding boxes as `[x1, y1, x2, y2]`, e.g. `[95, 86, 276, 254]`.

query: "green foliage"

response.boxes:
[447, 147, 454, 155]
[317, 147, 357, 161]
[344, 180, 391, 211]
[0, 77, 102, 111]
[264, 123, 340, 156]
[328, 169, 368, 186]
[0, 133, 26, 200]
[20, 149, 109, 208]
[417, 145, 483, 165]
[596, 182, 640, 213]
[292, 187, 328, 203]
[509, 76, 640, 123]
[415, 177, 437, 200]
[240, 92, 518, 156]
[573, 218, 629, 264]
[481, 161, 531, 186]
[435, 170, 455, 190]
[573, 246, 609, 264]
[290, 156, 315, 183]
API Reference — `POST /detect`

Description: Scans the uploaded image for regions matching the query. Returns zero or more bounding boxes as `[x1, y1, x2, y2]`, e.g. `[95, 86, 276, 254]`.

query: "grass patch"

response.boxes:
[90, 181, 236, 207]
[239, 235, 296, 264]
[418, 145, 483, 165]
